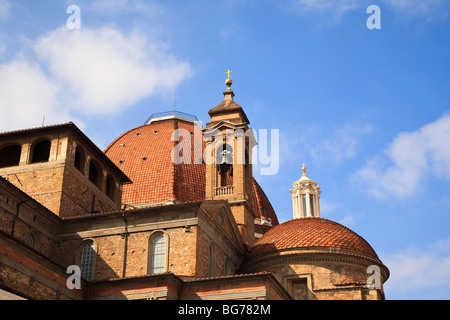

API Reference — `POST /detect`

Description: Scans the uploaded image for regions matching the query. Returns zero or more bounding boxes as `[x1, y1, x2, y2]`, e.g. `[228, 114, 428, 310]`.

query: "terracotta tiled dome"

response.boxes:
[105, 117, 279, 226]
[246, 218, 378, 260]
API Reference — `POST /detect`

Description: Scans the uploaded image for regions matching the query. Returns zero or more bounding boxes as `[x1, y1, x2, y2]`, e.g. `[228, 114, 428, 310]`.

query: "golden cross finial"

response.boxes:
[225, 69, 233, 88]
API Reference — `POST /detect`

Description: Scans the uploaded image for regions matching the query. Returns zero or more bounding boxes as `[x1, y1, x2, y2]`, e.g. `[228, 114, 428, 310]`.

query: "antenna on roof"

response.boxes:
[173, 92, 176, 116]
[42, 115, 45, 127]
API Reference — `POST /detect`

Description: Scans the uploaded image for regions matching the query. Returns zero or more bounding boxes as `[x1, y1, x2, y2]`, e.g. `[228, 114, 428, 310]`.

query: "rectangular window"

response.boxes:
[310, 194, 315, 216]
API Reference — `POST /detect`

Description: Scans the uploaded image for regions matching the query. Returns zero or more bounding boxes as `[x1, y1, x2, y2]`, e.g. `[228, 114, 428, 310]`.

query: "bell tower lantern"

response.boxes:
[204, 70, 257, 246]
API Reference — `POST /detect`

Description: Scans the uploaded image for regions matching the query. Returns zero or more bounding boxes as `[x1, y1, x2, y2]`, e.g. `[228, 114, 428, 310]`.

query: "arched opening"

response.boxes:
[309, 194, 315, 217]
[106, 175, 116, 200]
[74, 146, 85, 174]
[0, 145, 22, 168]
[301, 194, 307, 217]
[245, 144, 251, 181]
[217, 144, 233, 187]
[31, 140, 51, 164]
[88, 160, 102, 189]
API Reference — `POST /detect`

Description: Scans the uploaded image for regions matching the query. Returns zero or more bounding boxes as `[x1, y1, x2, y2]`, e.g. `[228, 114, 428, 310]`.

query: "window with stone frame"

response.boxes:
[27, 230, 40, 250]
[80, 240, 96, 281]
[148, 232, 168, 275]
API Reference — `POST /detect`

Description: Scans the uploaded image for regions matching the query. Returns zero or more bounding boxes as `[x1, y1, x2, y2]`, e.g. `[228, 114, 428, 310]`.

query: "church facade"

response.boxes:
[0, 75, 389, 300]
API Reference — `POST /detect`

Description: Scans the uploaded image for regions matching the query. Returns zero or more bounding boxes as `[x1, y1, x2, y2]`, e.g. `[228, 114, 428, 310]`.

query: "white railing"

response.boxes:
[215, 186, 234, 196]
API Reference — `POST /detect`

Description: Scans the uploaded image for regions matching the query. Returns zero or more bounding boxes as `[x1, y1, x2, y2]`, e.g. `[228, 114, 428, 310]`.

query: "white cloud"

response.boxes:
[352, 113, 450, 200]
[219, 24, 241, 41]
[384, 0, 450, 20]
[289, 0, 450, 22]
[0, 0, 11, 20]
[320, 199, 338, 215]
[320, 200, 361, 227]
[292, 0, 360, 15]
[0, 33, 7, 57]
[90, 0, 166, 18]
[0, 59, 74, 131]
[0, 23, 191, 132]
[33, 26, 191, 115]
[383, 239, 450, 295]
[337, 214, 358, 227]
[310, 122, 373, 165]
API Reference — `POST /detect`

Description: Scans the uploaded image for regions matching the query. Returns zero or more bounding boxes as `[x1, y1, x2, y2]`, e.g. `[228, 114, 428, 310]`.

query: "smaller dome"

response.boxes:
[246, 218, 379, 260]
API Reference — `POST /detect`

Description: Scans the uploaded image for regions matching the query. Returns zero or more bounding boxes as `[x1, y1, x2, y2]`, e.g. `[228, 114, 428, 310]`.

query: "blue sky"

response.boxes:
[1, 0, 450, 300]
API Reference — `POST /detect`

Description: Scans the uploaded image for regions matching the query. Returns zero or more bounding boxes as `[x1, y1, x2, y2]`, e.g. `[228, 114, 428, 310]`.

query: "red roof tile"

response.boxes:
[105, 120, 180, 205]
[104, 118, 278, 225]
[252, 179, 279, 226]
[246, 218, 378, 260]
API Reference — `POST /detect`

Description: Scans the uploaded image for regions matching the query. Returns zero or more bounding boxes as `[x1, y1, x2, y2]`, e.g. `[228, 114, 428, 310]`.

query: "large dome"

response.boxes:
[246, 217, 379, 260]
[104, 115, 279, 226]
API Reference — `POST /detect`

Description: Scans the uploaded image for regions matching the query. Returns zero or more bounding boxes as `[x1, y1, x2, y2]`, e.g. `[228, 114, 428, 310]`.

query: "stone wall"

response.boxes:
[241, 249, 388, 300]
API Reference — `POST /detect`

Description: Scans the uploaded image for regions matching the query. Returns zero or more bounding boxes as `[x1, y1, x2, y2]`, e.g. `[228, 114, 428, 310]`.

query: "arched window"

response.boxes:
[27, 233, 35, 248]
[31, 140, 51, 163]
[209, 243, 216, 277]
[27, 230, 40, 250]
[0, 145, 22, 168]
[216, 144, 233, 165]
[152, 236, 165, 274]
[217, 144, 233, 187]
[80, 240, 96, 281]
[88, 160, 102, 189]
[301, 194, 307, 217]
[309, 194, 315, 217]
[148, 232, 168, 275]
[106, 175, 116, 200]
[74, 147, 85, 174]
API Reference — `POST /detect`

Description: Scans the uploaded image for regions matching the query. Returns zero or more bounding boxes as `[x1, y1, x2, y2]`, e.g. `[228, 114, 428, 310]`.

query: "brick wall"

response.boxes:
[0, 179, 60, 260]
[0, 206, 12, 235]
[57, 225, 201, 282]
[6, 166, 65, 215]
[60, 166, 118, 218]
[0, 233, 84, 300]
[195, 227, 230, 278]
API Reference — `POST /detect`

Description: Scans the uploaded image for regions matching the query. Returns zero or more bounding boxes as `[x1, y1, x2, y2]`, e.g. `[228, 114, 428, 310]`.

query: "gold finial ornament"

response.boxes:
[225, 69, 233, 87]
[302, 163, 307, 176]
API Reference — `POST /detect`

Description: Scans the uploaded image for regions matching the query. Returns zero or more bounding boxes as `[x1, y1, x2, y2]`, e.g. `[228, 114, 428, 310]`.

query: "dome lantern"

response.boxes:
[290, 163, 321, 219]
